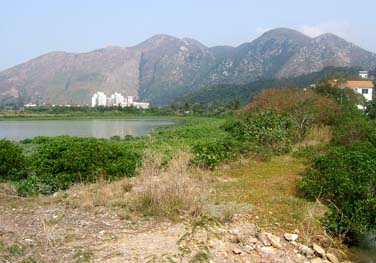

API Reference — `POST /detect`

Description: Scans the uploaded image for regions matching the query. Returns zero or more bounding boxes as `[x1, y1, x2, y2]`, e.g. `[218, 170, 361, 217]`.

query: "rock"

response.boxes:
[229, 227, 241, 235]
[284, 233, 299, 242]
[258, 232, 282, 248]
[208, 238, 225, 250]
[258, 246, 277, 255]
[266, 233, 282, 248]
[290, 241, 298, 247]
[258, 232, 271, 246]
[232, 248, 243, 255]
[326, 253, 339, 263]
[244, 244, 256, 252]
[248, 236, 258, 244]
[298, 244, 314, 258]
[313, 243, 326, 258]
[311, 258, 323, 263]
[229, 234, 240, 243]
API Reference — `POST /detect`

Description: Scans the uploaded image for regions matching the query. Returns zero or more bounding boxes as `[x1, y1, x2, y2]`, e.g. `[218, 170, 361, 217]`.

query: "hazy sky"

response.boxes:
[1, 0, 376, 70]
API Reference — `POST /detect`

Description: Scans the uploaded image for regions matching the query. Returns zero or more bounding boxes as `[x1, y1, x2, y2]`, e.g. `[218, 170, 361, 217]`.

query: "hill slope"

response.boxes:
[1, 28, 376, 106]
[179, 67, 364, 106]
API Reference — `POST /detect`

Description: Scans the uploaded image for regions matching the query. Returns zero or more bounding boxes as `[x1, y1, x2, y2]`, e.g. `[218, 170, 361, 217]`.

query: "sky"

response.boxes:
[1, 0, 376, 70]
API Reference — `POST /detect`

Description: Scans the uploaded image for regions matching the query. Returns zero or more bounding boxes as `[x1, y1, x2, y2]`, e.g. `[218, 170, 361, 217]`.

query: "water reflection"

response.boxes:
[350, 235, 376, 262]
[0, 119, 175, 140]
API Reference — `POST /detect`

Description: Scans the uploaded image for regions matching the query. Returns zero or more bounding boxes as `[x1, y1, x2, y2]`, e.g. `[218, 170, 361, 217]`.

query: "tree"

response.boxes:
[243, 88, 339, 137]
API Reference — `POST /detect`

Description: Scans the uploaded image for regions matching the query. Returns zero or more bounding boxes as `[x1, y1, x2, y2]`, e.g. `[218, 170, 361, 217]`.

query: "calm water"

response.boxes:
[350, 235, 376, 263]
[0, 119, 175, 140]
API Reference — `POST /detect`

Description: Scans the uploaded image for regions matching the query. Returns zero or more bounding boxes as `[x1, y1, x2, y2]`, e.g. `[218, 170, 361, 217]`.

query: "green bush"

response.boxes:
[224, 110, 295, 153]
[298, 142, 376, 241]
[331, 116, 376, 146]
[292, 145, 327, 161]
[0, 140, 26, 180]
[17, 136, 143, 196]
[192, 138, 243, 169]
[16, 175, 55, 196]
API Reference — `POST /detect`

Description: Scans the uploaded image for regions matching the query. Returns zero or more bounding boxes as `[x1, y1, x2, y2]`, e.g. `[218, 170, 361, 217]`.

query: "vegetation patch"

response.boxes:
[10, 136, 143, 196]
[299, 142, 376, 241]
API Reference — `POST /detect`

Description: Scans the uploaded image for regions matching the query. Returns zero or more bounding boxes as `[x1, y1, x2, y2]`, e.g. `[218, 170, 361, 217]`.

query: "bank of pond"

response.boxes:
[1, 85, 376, 260]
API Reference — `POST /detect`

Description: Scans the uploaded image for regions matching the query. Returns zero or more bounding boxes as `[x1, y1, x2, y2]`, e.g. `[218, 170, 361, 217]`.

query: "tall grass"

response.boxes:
[130, 151, 208, 218]
[64, 151, 209, 219]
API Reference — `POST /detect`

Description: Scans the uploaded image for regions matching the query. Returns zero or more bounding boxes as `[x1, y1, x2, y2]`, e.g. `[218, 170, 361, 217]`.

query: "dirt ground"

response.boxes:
[0, 192, 345, 263]
[0, 154, 347, 263]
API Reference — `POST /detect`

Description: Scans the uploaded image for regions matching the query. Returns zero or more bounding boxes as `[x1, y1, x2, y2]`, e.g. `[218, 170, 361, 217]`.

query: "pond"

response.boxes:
[0, 119, 175, 140]
[350, 235, 376, 263]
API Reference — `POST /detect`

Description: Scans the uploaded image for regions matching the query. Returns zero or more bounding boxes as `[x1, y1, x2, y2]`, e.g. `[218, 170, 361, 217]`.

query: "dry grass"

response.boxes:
[63, 150, 210, 219]
[130, 151, 209, 219]
[298, 125, 332, 147]
[65, 177, 133, 209]
[213, 155, 344, 250]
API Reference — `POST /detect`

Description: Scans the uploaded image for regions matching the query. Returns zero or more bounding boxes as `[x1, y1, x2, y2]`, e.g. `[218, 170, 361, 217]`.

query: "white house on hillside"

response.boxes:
[359, 71, 369, 79]
[345, 80, 374, 101]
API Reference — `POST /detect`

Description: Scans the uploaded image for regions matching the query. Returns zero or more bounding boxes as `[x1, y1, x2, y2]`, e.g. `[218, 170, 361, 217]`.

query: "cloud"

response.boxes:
[255, 27, 274, 35]
[298, 25, 325, 37]
[297, 21, 352, 39]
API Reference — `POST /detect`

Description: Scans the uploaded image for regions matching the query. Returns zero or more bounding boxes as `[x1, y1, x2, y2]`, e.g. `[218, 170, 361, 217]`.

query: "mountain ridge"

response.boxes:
[1, 28, 376, 106]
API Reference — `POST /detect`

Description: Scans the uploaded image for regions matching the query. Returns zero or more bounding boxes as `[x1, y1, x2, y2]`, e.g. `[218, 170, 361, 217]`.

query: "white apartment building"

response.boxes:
[127, 96, 133, 106]
[91, 92, 107, 106]
[91, 92, 148, 108]
[133, 102, 150, 109]
[110, 92, 124, 106]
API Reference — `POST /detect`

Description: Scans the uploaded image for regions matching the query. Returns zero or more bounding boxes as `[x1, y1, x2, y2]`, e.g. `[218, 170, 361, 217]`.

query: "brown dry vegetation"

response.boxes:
[0, 148, 350, 262]
[213, 155, 347, 257]
[64, 151, 210, 219]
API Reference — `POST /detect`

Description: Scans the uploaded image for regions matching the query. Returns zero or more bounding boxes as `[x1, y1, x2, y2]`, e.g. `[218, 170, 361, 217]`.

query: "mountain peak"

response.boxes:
[143, 34, 179, 44]
[315, 32, 344, 41]
[1, 28, 376, 106]
[259, 28, 311, 41]
[135, 34, 181, 50]
[313, 33, 350, 47]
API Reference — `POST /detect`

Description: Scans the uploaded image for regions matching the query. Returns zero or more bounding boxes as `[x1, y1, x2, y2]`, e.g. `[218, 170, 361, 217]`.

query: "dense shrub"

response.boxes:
[298, 142, 376, 241]
[243, 88, 339, 137]
[17, 136, 143, 196]
[0, 140, 26, 180]
[225, 110, 295, 153]
[331, 115, 376, 146]
[192, 138, 245, 169]
[193, 110, 295, 168]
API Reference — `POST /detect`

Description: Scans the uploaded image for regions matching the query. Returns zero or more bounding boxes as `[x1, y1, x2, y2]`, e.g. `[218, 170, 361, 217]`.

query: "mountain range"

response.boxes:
[1, 28, 376, 106]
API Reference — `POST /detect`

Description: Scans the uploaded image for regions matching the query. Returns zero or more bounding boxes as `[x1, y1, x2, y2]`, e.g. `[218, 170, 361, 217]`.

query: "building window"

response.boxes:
[362, 89, 369, 94]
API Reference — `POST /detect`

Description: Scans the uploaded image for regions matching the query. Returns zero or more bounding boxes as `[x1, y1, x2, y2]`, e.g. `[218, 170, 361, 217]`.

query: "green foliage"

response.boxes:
[0, 140, 26, 180]
[365, 97, 376, 119]
[244, 88, 339, 138]
[313, 81, 364, 110]
[17, 136, 143, 196]
[331, 115, 376, 146]
[178, 66, 361, 106]
[192, 111, 295, 168]
[192, 138, 244, 169]
[299, 142, 376, 240]
[292, 145, 325, 161]
[225, 110, 294, 153]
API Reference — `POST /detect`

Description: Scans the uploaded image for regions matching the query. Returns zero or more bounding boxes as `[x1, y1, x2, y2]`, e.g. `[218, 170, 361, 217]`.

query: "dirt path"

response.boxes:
[0, 155, 346, 262]
[0, 193, 333, 263]
[0, 194, 186, 262]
